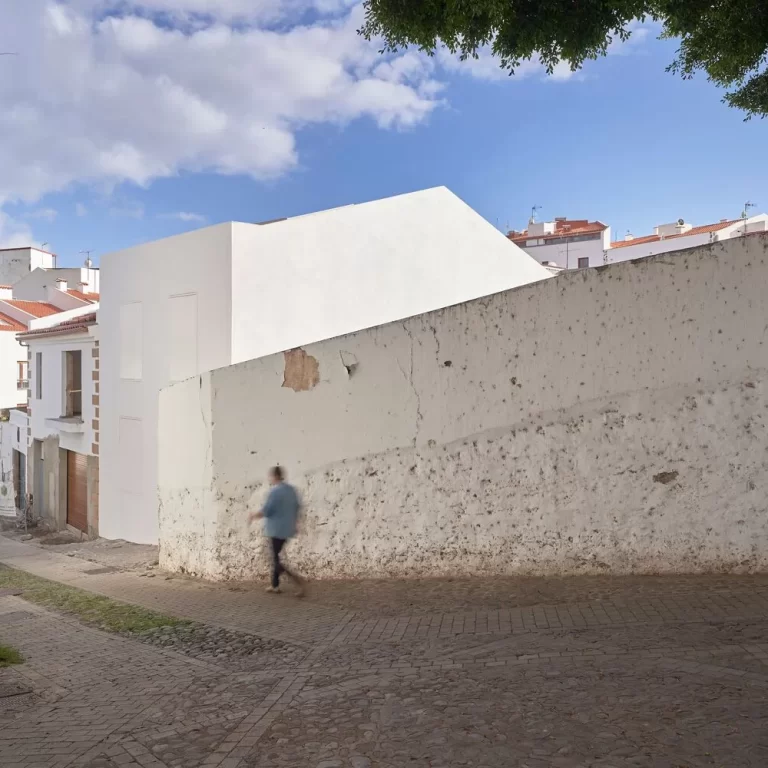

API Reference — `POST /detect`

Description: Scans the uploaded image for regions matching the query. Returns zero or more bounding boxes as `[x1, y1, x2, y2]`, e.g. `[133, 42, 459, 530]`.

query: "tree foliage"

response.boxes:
[360, 0, 768, 118]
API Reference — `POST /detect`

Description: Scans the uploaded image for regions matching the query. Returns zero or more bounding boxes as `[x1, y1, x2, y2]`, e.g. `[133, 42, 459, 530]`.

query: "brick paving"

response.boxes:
[2, 538, 768, 767]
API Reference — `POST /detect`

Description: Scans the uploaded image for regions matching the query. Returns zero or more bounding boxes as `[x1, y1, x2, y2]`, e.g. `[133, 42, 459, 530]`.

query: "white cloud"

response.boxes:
[0, 1, 442, 206]
[24, 207, 58, 222]
[76, 203, 88, 217]
[159, 211, 208, 223]
[0, 212, 37, 249]
[0, 1, 653, 219]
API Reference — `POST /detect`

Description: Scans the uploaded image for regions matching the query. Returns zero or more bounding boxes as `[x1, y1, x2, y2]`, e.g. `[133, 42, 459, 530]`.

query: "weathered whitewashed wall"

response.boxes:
[159, 235, 768, 580]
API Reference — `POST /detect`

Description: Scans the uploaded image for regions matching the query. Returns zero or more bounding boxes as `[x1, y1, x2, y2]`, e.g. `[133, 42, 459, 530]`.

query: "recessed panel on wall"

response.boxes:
[168, 293, 198, 383]
[118, 416, 142, 493]
[119, 303, 143, 380]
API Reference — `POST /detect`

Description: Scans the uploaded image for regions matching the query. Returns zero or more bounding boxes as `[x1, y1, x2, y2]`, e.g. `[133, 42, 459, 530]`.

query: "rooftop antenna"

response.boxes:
[79, 249, 93, 269]
[529, 205, 541, 225]
[742, 200, 756, 219]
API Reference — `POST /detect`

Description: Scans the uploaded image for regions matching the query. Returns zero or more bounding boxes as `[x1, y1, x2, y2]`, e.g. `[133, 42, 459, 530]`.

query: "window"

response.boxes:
[578, 257, 590, 269]
[35, 352, 42, 400]
[17, 361, 28, 391]
[63, 350, 82, 418]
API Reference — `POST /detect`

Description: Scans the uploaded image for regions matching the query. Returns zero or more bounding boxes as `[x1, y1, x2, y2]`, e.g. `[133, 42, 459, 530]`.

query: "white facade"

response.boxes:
[524, 229, 610, 269]
[23, 305, 100, 535]
[0, 331, 25, 409]
[509, 220, 611, 270]
[100, 186, 552, 544]
[0, 247, 56, 286]
[159, 233, 768, 580]
[607, 215, 768, 264]
[11, 267, 100, 301]
[0, 409, 28, 519]
[26, 307, 99, 459]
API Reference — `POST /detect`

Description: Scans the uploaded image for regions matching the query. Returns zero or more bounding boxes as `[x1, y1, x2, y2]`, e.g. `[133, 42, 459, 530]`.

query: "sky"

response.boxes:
[1, 1, 766, 267]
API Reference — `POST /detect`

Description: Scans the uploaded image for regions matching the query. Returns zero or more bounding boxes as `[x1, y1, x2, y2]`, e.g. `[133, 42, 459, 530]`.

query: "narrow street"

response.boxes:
[2, 537, 768, 767]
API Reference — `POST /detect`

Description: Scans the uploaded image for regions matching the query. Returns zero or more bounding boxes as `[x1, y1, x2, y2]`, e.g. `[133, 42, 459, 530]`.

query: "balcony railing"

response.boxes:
[16, 379, 29, 391]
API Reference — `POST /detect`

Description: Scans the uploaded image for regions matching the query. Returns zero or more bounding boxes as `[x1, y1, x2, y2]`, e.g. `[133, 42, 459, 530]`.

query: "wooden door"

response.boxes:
[66, 452, 88, 532]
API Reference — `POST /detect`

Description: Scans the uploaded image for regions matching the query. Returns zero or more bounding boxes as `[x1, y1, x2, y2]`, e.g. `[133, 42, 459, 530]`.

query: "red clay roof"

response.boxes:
[0, 311, 26, 333]
[2, 300, 62, 318]
[17, 312, 97, 340]
[508, 219, 607, 244]
[0, 284, 11, 290]
[67, 289, 100, 303]
[611, 219, 740, 249]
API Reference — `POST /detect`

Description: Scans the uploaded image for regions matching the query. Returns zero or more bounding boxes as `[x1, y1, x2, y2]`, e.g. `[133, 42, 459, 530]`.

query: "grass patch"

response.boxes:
[0, 565, 189, 634]
[0, 644, 23, 667]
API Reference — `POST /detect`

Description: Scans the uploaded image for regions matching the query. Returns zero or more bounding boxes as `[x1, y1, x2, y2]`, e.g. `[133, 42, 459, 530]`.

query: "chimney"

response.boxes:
[55, 278, 68, 292]
[624, 233, 634, 241]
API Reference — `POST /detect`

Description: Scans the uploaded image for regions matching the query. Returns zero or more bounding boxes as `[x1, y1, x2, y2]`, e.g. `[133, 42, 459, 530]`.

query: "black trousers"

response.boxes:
[270, 537, 295, 588]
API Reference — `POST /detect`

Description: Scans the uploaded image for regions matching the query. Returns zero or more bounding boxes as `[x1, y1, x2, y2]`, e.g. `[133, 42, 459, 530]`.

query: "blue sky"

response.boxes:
[1, 2, 766, 267]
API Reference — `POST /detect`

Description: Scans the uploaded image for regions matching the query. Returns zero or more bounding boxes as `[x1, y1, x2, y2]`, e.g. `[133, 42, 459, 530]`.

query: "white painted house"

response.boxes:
[0, 265, 99, 523]
[607, 214, 768, 263]
[508, 218, 611, 270]
[99, 186, 552, 544]
[19, 305, 100, 536]
[0, 246, 56, 287]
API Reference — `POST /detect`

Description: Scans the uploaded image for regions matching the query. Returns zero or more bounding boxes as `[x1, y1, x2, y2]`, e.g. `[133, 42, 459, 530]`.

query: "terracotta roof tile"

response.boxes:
[0, 311, 26, 333]
[3, 300, 63, 318]
[17, 312, 97, 340]
[508, 219, 607, 244]
[611, 219, 740, 249]
[67, 289, 100, 303]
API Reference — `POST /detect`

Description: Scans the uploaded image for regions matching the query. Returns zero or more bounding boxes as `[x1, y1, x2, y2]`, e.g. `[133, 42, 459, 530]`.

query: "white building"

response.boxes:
[0, 246, 56, 286]
[607, 215, 768, 263]
[99, 186, 552, 544]
[0, 408, 29, 520]
[19, 306, 100, 536]
[507, 218, 611, 270]
[0, 260, 99, 523]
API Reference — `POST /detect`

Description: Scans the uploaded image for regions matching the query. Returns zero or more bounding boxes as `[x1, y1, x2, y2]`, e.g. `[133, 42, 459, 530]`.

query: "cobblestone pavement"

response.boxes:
[2, 538, 768, 767]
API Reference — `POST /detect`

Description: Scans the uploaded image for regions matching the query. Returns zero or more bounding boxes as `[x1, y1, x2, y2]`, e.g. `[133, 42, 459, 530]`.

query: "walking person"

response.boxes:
[248, 465, 306, 596]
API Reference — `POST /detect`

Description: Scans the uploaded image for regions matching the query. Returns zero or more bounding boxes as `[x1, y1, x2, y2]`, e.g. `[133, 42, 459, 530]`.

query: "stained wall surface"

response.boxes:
[159, 235, 768, 579]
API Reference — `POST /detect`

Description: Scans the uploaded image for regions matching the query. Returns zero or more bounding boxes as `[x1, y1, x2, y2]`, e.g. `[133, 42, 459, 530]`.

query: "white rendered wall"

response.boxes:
[99, 224, 233, 544]
[10, 408, 28, 457]
[230, 187, 550, 363]
[159, 234, 768, 580]
[0, 334, 24, 409]
[28, 332, 97, 457]
[12, 267, 99, 301]
[517, 236, 606, 270]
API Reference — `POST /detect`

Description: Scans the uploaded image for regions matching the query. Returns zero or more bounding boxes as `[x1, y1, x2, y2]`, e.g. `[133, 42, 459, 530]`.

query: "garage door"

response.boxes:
[67, 452, 88, 532]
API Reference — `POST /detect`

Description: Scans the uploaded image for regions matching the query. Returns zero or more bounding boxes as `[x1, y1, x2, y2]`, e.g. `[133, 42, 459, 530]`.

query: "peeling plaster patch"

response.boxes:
[653, 471, 679, 485]
[339, 351, 358, 377]
[282, 348, 320, 392]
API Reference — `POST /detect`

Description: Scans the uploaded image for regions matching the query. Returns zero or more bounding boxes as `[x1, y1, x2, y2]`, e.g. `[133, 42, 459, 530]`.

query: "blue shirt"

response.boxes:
[262, 483, 300, 540]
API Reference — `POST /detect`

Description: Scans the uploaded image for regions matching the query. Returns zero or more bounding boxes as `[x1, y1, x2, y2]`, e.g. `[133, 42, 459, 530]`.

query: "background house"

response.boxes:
[19, 306, 100, 537]
[607, 214, 768, 262]
[0, 247, 57, 287]
[507, 218, 611, 270]
[509, 212, 768, 269]
[99, 186, 552, 544]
